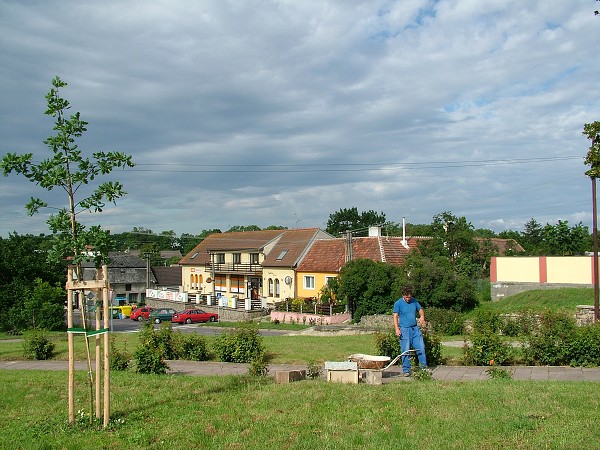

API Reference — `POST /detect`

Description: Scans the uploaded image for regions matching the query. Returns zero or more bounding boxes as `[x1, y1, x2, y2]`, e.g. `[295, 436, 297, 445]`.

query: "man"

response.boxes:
[392, 285, 427, 376]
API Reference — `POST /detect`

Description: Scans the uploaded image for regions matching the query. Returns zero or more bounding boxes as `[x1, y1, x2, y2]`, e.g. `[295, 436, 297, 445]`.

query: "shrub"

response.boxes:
[463, 331, 513, 366]
[567, 323, 600, 367]
[500, 311, 538, 337]
[248, 354, 269, 377]
[133, 320, 172, 374]
[523, 310, 575, 366]
[213, 324, 266, 363]
[486, 360, 513, 380]
[109, 337, 130, 371]
[22, 331, 55, 360]
[172, 333, 210, 361]
[426, 307, 464, 335]
[133, 345, 169, 375]
[374, 328, 442, 366]
[306, 360, 322, 379]
[472, 310, 501, 334]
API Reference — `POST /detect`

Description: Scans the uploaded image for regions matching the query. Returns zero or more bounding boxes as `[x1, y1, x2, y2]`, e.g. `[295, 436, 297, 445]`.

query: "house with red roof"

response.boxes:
[295, 227, 414, 299]
[179, 228, 332, 305]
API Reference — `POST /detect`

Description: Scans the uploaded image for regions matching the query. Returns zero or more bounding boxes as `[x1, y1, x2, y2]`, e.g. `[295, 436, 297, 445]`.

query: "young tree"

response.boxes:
[1, 77, 134, 271]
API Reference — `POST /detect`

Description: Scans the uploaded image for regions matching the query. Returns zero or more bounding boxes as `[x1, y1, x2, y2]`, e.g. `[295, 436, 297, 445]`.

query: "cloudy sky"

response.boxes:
[1, 1, 598, 239]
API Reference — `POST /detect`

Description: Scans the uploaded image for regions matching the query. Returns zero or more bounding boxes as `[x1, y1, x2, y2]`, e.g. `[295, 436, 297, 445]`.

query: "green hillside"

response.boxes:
[466, 287, 594, 318]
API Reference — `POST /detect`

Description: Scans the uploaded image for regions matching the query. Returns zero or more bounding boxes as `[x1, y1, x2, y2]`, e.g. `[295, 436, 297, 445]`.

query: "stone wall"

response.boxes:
[576, 305, 596, 326]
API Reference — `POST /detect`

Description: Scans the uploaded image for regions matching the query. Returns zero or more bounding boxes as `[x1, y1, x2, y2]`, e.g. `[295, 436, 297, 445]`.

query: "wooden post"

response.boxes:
[102, 265, 110, 428]
[95, 281, 101, 419]
[67, 266, 75, 424]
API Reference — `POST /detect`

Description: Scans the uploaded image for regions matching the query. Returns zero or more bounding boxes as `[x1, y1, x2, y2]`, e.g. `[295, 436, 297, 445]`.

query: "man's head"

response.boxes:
[402, 285, 414, 302]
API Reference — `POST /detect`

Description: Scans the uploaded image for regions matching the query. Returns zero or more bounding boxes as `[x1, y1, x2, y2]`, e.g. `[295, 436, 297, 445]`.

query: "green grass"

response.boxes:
[465, 287, 593, 318]
[0, 369, 598, 449]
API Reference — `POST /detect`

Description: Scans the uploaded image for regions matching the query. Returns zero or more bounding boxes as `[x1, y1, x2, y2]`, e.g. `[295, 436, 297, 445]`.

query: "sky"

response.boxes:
[1, 0, 599, 239]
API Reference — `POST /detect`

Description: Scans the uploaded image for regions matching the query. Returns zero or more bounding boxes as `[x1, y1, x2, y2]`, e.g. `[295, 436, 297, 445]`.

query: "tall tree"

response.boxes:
[326, 207, 386, 236]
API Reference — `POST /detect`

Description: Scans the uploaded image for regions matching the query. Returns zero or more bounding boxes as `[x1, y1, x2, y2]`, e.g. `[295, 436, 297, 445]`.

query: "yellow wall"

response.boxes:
[546, 257, 591, 284]
[494, 256, 593, 284]
[496, 257, 539, 282]
[262, 267, 295, 302]
[296, 271, 338, 299]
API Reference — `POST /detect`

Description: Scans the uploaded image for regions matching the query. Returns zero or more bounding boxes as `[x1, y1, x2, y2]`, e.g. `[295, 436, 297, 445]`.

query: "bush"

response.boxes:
[472, 310, 501, 334]
[567, 323, 600, 367]
[133, 345, 169, 375]
[22, 331, 55, 360]
[374, 328, 442, 366]
[213, 324, 265, 363]
[462, 331, 513, 366]
[499, 311, 538, 337]
[133, 321, 172, 374]
[306, 360, 322, 379]
[109, 337, 130, 371]
[426, 307, 464, 335]
[523, 310, 575, 366]
[248, 354, 269, 377]
[172, 333, 210, 361]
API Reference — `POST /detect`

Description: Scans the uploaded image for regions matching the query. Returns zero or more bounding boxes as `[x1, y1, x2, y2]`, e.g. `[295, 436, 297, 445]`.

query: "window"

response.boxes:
[268, 278, 274, 296]
[275, 279, 280, 297]
[233, 253, 241, 264]
[215, 275, 226, 293]
[250, 253, 259, 264]
[276, 250, 288, 260]
[303, 276, 315, 290]
[125, 283, 132, 291]
[325, 276, 336, 287]
[230, 275, 244, 294]
[216, 253, 225, 264]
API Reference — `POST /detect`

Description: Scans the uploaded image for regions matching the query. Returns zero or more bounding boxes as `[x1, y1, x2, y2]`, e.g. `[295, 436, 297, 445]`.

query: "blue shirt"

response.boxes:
[392, 297, 422, 328]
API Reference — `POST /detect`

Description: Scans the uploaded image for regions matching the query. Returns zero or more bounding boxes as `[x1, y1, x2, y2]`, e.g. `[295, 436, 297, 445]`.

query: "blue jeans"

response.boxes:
[399, 325, 427, 373]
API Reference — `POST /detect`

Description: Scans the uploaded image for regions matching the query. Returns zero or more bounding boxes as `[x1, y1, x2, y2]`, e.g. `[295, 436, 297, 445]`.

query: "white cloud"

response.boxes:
[0, 0, 598, 238]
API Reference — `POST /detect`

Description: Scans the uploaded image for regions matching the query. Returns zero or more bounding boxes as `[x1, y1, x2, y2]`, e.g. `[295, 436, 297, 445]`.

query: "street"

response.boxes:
[71, 310, 290, 336]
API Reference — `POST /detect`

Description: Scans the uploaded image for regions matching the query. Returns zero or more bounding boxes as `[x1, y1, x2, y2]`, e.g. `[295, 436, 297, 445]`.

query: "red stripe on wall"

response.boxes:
[539, 256, 547, 283]
[490, 257, 497, 282]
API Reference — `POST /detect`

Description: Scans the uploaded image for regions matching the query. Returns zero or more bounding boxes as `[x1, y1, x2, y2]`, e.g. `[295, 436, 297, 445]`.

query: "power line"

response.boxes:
[130, 155, 582, 173]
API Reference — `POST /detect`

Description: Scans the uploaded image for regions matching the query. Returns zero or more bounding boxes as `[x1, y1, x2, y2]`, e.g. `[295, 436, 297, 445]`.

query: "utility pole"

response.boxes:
[583, 122, 600, 322]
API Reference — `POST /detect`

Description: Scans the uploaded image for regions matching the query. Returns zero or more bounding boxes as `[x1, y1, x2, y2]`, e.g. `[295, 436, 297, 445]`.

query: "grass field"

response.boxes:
[0, 288, 598, 448]
[1, 369, 598, 449]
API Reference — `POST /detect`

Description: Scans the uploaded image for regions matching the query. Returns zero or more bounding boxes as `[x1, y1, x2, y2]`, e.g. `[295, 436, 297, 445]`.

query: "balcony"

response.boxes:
[205, 262, 262, 275]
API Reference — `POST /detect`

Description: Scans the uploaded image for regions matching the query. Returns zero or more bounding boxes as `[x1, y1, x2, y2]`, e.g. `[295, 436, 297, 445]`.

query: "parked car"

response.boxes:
[172, 309, 219, 324]
[149, 308, 177, 324]
[130, 306, 153, 321]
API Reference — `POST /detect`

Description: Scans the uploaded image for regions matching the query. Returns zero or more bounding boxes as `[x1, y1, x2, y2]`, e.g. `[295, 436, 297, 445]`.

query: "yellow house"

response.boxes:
[179, 228, 332, 305]
[296, 232, 413, 299]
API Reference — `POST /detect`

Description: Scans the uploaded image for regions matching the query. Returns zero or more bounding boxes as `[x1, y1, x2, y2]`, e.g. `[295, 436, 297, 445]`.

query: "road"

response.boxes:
[71, 310, 290, 336]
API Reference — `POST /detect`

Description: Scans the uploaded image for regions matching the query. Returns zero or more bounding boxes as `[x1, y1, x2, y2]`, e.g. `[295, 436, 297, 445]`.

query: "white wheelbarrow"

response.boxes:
[348, 349, 418, 371]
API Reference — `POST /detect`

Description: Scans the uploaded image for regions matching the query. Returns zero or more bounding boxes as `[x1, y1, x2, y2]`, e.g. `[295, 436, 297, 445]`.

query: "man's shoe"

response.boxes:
[403, 372, 411, 377]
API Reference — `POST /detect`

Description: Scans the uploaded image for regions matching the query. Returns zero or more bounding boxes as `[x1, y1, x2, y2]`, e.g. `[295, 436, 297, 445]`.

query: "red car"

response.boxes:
[130, 306, 153, 321]
[172, 309, 219, 324]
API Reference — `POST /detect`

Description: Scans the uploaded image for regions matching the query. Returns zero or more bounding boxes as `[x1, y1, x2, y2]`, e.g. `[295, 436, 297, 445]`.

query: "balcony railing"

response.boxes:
[205, 262, 262, 275]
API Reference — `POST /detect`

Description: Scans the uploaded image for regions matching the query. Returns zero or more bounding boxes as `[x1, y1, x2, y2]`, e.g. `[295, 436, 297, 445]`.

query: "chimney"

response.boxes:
[401, 217, 409, 249]
[368, 226, 381, 237]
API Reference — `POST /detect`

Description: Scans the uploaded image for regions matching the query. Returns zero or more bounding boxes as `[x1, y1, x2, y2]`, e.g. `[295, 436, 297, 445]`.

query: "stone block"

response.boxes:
[275, 370, 306, 383]
[360, 369, 383, 385]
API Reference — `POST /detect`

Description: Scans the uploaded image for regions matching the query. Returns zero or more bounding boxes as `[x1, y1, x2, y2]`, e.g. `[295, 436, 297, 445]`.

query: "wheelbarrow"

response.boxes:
[348, 349, 418, 371]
